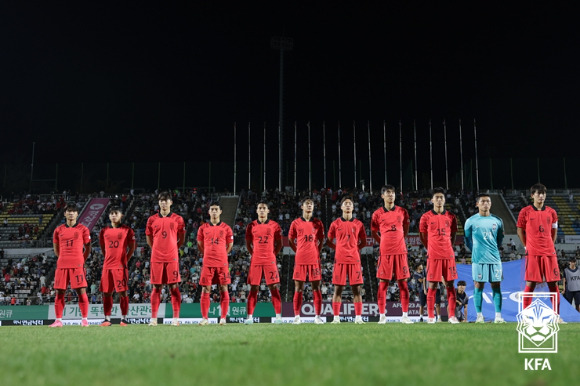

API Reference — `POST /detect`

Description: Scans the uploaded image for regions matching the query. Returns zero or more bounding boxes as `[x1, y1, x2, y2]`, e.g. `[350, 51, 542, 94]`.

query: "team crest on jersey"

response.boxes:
[74, 232, 79, 239]
[170, 223, 175, 231]
[117, 232, 123, 240]
[219, 231, 224, 237]
[492, 223, 497, 231]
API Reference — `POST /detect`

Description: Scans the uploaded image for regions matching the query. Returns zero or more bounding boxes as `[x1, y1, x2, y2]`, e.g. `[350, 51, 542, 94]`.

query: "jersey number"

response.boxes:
[303, 235, 314, 243]
[258, 236, 270, 244]
[66, 240, 74, 247]
[109, 240, 120, 248]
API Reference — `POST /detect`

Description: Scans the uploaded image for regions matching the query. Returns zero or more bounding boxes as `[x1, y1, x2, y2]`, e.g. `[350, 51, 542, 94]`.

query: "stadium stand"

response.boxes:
[2, 188, 579, 308]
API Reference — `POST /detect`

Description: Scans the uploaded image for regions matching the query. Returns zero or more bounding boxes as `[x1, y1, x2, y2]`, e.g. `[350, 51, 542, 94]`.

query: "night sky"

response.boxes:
[1, 3, 578, 169]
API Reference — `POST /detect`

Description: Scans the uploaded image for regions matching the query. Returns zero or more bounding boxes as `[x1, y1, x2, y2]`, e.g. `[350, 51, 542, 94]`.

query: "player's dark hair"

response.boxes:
[457, 280, 466, 286]
[432, 187, 446, 196]
[381, 185, 396, 195]
[300, 196, 314, 206]
[209, 201, 222, 209]
[530, 183, 547, 195]
[256, 200, 269, 208]
[340, 195, 354, 205]
[476, 193, 491, 202]
[64, 203, 78, 212]
[109, 205, 123, 214]
[158, 191, 172, 201]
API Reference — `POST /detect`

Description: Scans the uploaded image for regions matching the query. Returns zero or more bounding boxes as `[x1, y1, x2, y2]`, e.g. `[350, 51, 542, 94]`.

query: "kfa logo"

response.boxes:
[516, 292, 559, 354]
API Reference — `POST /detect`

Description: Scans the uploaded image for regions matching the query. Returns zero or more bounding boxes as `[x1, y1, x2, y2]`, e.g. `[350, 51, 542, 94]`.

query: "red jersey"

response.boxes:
[53, 223, 91, 269]
[146, 212, 185, 263]
[197, 221, 234, 267]
[419, 210, 457, 260]
[517, 205, 557, 256]
[327, 217, 366, 264]
[245, 219, 282, 265]
[99, 225, 135, 269]
[371, 205, 409, 255]
[288, 217, 324, 265]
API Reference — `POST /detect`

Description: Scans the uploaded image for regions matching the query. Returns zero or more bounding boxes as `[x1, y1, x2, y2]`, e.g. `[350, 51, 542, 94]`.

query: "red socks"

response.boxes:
[523, 285, 534, 309]
[170, 287, 181, 319]
[103, 295, 113, 316]
[200, 292, 210, 319]
[547, 284, 560, 313]
[446, 285, 456, 318]
[354, 301, 362, 317]
[427, 288, 436, 319]
[293, 291, 303, 316]
[55, 293, 65, 318]
[270, 288, 282, 314]
[120, 295, 129, 316]
[332, 302, 341, 316]
[313, 290, 322, 315]
[377, 281, 388, 314]
[248, 290, 258, 316]
[220, 291, 229, 319]
[78, 293, 89, 318]
[150, 288, 160, 318]
[398, 280, 410, 313]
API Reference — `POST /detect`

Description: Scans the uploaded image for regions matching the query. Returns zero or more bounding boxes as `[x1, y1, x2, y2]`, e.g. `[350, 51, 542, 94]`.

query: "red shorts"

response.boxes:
[247, 263, 280, 286]
[100, 268, 129, 293]
[332, 263, 363, 286]
[293, 264, 322, 282]
[54, 267, 87, 290]
[150, 261, 181, 285]
[200, 266, 231, 286]
[426, 259, 458, 282]
[525, 255, 561, 283]
[376, 254, 411, 281]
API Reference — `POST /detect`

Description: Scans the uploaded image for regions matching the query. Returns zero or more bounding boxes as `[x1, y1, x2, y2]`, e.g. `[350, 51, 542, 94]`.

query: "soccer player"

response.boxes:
[517, 183, 564, 322]
[288, 197, 325, 324]
[327, 196, 367, 324]
[50, 203, 92, 327]
[197, 202, 234, 326]
[145, 192, 186, 326]
[371, 185, 413, 324]
[99, 206, 136, 326]
[244, 201, 283, 325]
[464, 194, 505, 323]
[419, 187, 460, 324]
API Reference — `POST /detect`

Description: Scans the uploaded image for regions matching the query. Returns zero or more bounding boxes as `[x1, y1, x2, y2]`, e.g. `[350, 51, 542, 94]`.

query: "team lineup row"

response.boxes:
[47, 183, 565, 327]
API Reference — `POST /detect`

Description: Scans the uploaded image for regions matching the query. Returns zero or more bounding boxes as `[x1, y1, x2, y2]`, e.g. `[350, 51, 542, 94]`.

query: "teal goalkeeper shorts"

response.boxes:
[472, 263, 503, 283]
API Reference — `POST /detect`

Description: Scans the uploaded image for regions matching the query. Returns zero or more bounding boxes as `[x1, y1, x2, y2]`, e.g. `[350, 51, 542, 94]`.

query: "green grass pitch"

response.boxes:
[1, 322, 577, 386]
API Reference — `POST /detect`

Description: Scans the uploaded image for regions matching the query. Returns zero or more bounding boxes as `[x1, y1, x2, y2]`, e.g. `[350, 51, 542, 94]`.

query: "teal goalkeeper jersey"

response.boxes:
[464, 213, 504, 264]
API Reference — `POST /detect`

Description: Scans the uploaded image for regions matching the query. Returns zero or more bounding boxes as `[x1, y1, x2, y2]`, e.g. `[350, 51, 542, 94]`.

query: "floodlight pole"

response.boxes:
[271, 36, 293, 192]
